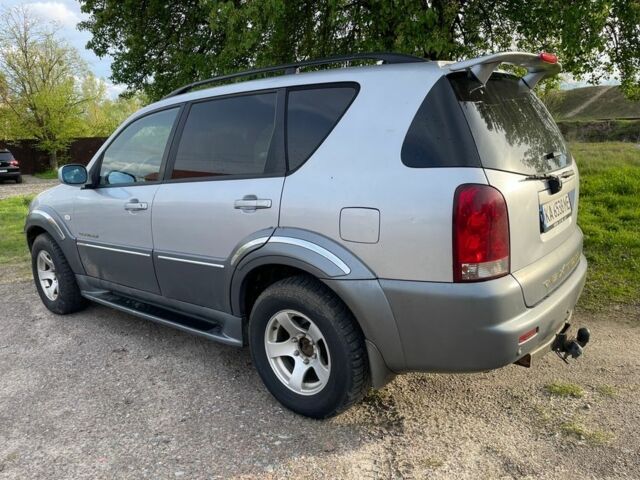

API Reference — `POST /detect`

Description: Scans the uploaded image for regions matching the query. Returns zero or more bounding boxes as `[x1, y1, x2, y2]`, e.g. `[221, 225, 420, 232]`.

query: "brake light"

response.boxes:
[539, 52, 558, 64]
[9, 160, 19, 166]
[453, 184, 510, 282]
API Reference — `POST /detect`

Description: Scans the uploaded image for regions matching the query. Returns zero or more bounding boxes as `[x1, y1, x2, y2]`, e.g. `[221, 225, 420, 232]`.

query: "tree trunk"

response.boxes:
[49, 150, 58, 170]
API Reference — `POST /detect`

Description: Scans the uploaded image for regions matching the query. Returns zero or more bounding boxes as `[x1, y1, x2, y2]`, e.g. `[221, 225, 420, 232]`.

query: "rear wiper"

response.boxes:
[523, 173, 563, 194]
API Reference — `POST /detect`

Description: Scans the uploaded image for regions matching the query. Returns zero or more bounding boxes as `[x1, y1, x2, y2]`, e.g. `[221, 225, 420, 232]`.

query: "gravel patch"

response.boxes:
[1, 281, 638, 479]
[0, 176, 58, 200]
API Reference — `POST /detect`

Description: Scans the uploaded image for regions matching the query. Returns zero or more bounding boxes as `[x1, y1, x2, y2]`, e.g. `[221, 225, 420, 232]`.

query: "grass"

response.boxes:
[571, 142, 640, 310]
[34, 169, 58, 179]
[545, 381, 585, 398]
[544, 85, 640, 120]
[596, 385, 617, 397]
[0, 196, 33, 283]
[560, 420, 614, 445]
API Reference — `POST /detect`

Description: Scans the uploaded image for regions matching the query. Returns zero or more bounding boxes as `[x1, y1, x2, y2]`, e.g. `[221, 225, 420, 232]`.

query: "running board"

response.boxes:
[82, 291, 243, 347]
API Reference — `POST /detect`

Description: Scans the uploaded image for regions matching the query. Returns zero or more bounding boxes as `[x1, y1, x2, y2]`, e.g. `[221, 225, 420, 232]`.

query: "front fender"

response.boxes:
[25, 206, 85, 275]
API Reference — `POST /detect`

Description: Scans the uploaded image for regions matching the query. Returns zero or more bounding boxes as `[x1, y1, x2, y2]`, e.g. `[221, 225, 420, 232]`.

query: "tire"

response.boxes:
[31, 233, 86, 314]
[15, 175, 23, 184]
[249, 275, 370, 418]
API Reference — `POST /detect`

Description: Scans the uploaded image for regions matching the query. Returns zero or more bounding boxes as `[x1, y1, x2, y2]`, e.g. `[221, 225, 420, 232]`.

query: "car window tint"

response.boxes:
[401, 76, 481, 168]
[171, 93, 278, 179]
[99, 108, 179, 186]
[286, 85, 358, 171]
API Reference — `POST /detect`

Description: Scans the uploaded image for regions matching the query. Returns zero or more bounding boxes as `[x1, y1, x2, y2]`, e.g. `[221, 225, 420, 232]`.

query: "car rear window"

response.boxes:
[448, 72, 570, 175]
[286, 84, 358, 171]
[401, 76, 481, 168]
[0, 151, 14, 161]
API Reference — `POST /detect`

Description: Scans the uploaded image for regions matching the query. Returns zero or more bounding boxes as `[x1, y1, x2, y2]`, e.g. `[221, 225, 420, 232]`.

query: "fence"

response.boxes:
[0, 137, 107, 174]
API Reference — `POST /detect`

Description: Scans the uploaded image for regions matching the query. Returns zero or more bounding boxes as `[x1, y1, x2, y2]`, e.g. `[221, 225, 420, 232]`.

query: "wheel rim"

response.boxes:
[36, 250, 58, 301]
[264, 309, 331, 396]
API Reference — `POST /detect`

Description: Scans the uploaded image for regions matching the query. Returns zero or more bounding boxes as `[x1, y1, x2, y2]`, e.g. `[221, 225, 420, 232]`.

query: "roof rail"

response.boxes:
[162, 52, 426, 99]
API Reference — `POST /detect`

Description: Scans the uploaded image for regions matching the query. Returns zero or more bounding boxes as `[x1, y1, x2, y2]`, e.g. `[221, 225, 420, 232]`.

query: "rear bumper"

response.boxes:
[0, 168, 21, 179]
[379, 254, 587, 373]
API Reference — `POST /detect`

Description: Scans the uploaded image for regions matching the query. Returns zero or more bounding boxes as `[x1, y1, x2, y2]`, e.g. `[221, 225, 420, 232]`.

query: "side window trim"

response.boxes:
[284, 81, 360, 174]
[89, 103, 185, 188]
[163, 87, 286, 183]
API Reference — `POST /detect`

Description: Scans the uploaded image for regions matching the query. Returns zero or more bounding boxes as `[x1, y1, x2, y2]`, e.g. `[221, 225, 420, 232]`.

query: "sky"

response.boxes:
[3, 0, 124, 97]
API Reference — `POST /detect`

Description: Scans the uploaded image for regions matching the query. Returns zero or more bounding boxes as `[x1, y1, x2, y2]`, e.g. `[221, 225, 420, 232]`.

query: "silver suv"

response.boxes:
[26, 52, 589, 418]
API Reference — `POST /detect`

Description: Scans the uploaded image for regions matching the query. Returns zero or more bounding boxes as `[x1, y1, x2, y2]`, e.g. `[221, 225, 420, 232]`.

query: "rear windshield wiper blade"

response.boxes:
[523, 173, 563, 194]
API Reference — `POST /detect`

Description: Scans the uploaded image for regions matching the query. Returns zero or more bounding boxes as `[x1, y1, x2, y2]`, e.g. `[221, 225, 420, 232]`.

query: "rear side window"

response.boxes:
[449, 72, 570, 175]
[171, 92, 279, 179]
[401, 76, 481, 168]
[286, 85, 358, 171]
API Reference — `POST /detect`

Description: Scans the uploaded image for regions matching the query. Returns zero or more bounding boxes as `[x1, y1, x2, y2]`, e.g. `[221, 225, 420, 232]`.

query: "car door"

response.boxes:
[152, 90, 285, 311]
[73, 106, 181, 293]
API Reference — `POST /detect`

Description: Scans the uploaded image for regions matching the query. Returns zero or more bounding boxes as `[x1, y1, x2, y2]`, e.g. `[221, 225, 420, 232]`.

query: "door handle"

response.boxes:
[234, 197, 272, 211]
[124, 199, 148, 211]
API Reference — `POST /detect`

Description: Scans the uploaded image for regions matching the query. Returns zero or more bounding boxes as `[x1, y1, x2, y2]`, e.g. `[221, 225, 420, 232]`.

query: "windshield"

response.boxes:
[449, 72, 570, 175]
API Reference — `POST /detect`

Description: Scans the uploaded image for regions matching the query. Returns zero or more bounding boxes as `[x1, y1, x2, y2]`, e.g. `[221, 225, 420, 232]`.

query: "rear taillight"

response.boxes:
[539, 52, 558, 64]
[453, 184, 510, 282]
[9, 160, 19, 166]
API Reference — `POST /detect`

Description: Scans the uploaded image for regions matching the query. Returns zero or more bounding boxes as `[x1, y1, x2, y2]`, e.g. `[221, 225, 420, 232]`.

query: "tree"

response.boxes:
[0, 5, 90, 169]
[79, 0, 640, 101]
[80, 75, 145, 137]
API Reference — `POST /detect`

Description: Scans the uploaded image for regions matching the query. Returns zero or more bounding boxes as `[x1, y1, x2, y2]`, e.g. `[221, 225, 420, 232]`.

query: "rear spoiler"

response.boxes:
[448, 51, 561, 89]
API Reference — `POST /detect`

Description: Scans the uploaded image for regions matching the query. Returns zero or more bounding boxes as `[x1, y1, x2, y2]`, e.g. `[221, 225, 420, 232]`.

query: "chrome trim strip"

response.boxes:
[157, 255, 224, 268]
[269, 237, 351, 275]
[77, 242, 150, 257]
[32, 209, 65, 240]
[230, 236, 269, 265]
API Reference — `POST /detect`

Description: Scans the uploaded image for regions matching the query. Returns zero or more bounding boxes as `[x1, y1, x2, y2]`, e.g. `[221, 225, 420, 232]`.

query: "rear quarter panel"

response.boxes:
[279, 68, 488, 282]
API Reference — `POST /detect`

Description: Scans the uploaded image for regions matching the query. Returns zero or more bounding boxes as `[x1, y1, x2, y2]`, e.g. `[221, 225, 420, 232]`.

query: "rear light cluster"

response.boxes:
[9, 160, 19, 166]
[539, 52, 558, 64]
[453, 184, 510, 282]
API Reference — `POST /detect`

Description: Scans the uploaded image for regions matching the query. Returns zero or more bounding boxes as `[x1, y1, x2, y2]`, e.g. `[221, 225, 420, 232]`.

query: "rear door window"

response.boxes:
[448, 72, 570, 175]
[286, 84, 358, 171]
[171, 92, 279, 179]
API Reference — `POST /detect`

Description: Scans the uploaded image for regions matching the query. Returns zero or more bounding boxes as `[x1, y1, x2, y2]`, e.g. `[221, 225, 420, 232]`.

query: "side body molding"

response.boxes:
[229, 227, 407, 383]
[25, 206, 86, 275]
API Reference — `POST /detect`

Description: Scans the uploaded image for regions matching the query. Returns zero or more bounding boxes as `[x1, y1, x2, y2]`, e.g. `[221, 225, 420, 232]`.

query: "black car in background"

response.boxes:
[0, 149, 22, 183]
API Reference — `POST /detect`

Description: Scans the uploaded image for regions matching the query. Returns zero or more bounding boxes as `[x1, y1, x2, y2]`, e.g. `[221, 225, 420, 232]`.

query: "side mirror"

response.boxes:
[106, 170, 136, 185]
[58, 164, 88, 186]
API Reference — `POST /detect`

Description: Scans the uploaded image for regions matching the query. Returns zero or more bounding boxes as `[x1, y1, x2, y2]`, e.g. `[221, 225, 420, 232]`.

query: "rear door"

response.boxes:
[151, 90, 285, 311]
[73, 107, 181, 293]
[449, 73, 581, 305]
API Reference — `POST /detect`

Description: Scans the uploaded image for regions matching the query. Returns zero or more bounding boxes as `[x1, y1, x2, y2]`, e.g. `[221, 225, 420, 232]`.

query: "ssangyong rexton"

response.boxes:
[26, 52, 589, 418]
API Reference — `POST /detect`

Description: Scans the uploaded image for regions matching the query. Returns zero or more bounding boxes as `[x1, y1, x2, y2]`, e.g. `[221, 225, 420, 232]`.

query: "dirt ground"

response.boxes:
[0, 175, 58, 201]
[1, 279, 638, 479]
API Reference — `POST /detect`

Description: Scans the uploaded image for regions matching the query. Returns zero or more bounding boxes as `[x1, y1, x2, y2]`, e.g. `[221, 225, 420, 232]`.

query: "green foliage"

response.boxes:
[0, 6, 89, 168]
[79, 0, 640, 101]
[80, 75, 145, 137]
[545, 381, 585, 398]
[544, 86, 640, 121]
[33, 170, 58, 180]
[0, 196, 32, 268]
[572, 142, 640, 310]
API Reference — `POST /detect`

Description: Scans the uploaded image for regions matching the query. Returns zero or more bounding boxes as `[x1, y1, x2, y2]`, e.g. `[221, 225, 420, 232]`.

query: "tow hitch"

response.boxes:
[553, 323, 591, 363]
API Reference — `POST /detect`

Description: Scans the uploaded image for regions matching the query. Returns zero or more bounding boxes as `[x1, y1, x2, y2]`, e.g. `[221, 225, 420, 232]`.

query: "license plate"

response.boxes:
[540, 193, 572, 233]
[0, 169, 7, 173]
